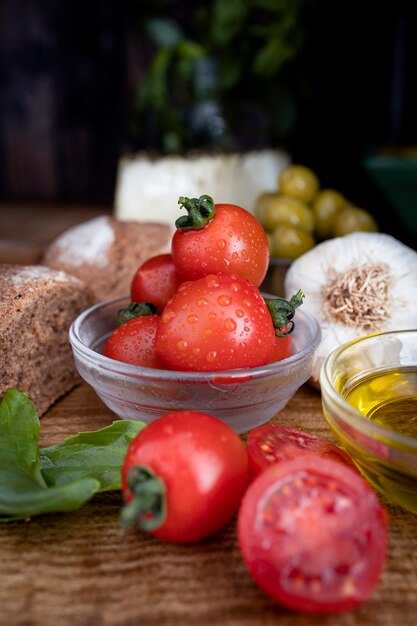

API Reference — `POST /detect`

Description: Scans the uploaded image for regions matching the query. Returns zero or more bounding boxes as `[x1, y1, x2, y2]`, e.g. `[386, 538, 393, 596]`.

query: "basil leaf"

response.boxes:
[0, 390, 100, 521]
[40, 420, 145, 491]
[0, 389, 146, 522]
[0, 388, 45, 486]
[0, 474, 100, 521]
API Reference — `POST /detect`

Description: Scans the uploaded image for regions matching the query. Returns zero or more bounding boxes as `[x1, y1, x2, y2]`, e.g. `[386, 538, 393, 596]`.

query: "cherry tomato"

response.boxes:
[171, 195, 269, 287]
[246, 424, 356, 479]
[103, 315, 163, 368]
[238, 457, 388, 614]
[155, 274, 275, 372]
[130, 254, 182, 312]
[121, 410, 249, 543]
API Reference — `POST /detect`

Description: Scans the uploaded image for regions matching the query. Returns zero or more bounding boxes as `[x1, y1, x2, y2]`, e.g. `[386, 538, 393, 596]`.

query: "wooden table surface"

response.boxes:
[1, 205, 417, 626]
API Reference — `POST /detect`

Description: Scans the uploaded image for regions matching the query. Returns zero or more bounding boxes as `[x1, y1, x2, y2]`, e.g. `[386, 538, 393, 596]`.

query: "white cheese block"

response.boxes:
[114, 149, 291, 224]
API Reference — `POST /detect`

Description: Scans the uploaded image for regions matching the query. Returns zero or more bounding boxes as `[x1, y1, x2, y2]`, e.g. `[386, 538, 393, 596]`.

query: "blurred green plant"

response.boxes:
[129, 0, 309, 153]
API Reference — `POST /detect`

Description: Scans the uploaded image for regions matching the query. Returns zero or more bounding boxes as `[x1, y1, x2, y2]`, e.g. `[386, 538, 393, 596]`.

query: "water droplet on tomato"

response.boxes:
[206, 277, 220, 289]
[187, 315, 198, 324]
[177, 340, 188, 351]
[224, 318, 236, 331]
[232, 252, 238, 260]
[235, 309, 244, 317]
[162, 311, 176, 323]
[197, 298, 208, 307]
[206, 351, 217, 362]
[217, 295, 232, 306]
[217, 239, 226, 249]
[208, 312, 217, 320]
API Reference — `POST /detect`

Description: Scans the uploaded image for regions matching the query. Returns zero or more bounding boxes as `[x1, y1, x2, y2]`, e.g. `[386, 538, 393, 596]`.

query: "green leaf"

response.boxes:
[144, 18, 184, 49]
[210, 0, 249, 47]
[0, 473, 100, 520]
[0, 390, 99, 520]
[252, 37, 294, 76]
[0, 389, 45, 486]
[177, 40, 205, 60]
[0, 388, 146, 522]
[40, 420, 145, 491]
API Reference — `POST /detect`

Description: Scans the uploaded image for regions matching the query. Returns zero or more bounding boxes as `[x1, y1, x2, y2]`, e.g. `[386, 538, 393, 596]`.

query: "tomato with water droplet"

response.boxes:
[155, 274, 275, 371]
[121, 410, 249, 543]
[104, 316, 163, 368]
[172, 196, 269, 287]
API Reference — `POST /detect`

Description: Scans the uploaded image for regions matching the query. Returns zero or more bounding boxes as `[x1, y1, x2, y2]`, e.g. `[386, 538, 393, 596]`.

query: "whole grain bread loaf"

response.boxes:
[42, 216, 172, 302]
[0, 264, 93, 416]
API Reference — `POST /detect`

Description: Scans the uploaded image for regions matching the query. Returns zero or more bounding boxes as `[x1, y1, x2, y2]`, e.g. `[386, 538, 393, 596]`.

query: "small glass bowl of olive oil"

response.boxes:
[320, 330, 417, 514]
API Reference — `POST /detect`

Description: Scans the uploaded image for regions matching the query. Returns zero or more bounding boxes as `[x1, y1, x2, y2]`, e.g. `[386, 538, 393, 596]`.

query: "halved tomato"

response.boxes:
[238, 456, 388, 614]
[246, 424, 355, 479]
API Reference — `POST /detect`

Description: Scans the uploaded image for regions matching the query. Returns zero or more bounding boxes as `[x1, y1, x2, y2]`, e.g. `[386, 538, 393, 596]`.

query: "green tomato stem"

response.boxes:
[116, 303, 158, 327]
[175, 195, 216, 230]
[119, 466, 166, 531]
[265, 290, 305, 338]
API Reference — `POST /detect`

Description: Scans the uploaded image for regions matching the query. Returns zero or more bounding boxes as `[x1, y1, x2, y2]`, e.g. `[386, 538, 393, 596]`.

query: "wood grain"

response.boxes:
[1, 383, 417, 626]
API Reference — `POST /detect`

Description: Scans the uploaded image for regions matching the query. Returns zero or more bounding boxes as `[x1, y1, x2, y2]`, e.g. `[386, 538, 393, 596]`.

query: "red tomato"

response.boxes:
[103, 315, 163, 368]
[172, 196, 269, 287]
[121, 411, 249, 543]
[247, 424, 356, 479]
[130, 254, 181, 311]
[269, 335, 292, 362]
[238, 456, 388, 614]
[154, 274, 275, 372]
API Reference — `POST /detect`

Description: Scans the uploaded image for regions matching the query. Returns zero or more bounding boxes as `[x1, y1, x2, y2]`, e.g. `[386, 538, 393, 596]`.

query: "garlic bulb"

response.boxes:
[284, 232, 417, 385]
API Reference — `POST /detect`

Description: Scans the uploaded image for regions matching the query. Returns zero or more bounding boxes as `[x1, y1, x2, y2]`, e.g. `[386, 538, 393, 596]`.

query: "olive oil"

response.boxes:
[344, 367, 417, 438]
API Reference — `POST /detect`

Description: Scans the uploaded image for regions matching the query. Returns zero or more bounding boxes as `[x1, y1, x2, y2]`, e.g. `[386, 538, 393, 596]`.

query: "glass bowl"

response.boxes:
[320, 330, 417, 513]
[69, 296, 321, 434]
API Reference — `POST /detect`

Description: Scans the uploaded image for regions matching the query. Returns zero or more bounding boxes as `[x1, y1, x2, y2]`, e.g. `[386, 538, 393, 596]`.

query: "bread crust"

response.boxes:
[0, 264, 93, 415]
[42, 216, 172, 302]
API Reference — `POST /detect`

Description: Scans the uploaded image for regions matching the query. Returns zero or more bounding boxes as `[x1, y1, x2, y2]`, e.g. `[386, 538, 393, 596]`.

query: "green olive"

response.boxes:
[278, 165, 319, 204]
[254, 192, 281, 227]
[271, 225, 316, 259]
[312, 189, 348, 239]
[263, 195, 315, 232]
[333, 206, 378, 237]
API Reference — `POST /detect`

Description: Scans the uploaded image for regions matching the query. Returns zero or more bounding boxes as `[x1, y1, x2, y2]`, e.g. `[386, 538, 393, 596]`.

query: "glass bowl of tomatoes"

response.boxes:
[69, 295, 321, 434]
[320, 330, 417, 513]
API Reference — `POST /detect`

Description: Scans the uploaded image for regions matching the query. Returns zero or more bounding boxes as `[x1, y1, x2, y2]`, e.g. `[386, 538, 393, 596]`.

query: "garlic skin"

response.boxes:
[284, 232, 417, 386]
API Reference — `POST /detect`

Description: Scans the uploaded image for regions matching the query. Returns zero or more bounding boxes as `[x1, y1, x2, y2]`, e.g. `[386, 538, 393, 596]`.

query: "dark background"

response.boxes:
[0, 0, 416, 244]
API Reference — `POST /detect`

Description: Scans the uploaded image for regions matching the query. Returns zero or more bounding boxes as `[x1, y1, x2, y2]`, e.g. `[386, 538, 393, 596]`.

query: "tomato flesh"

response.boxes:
[122, 411, 249, 543]
[172, 204, 269, 287]
[247, 424, 356, 479]
[238, 457, 388, 613]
